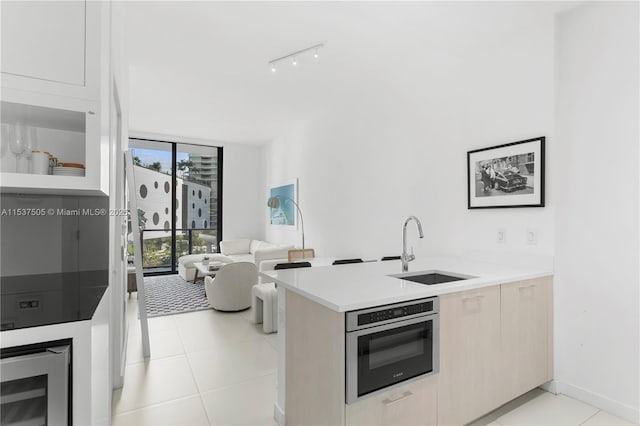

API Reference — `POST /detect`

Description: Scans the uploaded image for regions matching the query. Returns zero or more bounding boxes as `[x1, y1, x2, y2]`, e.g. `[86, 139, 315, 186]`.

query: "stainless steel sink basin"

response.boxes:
[389, 271, 476, 285]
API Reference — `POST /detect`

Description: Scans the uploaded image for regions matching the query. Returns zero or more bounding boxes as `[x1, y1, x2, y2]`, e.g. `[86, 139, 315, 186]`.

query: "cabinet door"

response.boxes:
[438, 286, 503, 426]
[501, 278, 553, 400]
[346, 375, 437, 426]
[1, 1, 86, 85]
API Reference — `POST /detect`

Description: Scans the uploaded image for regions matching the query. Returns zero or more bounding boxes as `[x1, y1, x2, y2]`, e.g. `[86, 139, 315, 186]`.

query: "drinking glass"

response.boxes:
[0, 123, 11, 159]
[9, 122, 26, 170]
[24, 126, 37, 159]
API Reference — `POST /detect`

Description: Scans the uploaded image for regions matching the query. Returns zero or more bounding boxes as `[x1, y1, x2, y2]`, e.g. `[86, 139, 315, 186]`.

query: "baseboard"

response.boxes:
[547, 380, 639, 424]
[273, 402, 285, 426]
[540, 380, 559, 394]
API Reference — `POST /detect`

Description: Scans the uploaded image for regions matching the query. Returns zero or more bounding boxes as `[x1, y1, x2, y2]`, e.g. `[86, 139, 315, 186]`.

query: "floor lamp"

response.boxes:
[267, 196, 305, 249]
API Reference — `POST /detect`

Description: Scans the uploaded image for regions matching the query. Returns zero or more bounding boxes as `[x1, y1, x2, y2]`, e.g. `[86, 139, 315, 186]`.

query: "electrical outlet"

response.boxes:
[497, 228, 506, 243]
[526, 228, 537, 245]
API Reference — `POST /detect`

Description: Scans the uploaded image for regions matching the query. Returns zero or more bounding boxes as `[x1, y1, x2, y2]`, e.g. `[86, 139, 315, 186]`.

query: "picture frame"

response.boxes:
[268, 178, 299, 229]
[467, 137, 545, 209]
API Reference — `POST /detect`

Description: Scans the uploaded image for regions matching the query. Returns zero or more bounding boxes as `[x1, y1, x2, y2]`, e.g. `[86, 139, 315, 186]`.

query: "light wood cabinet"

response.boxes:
[283, 277, 553, 426]
[501, 277, 553, 400]
[346, 375, 437, 426]
[285, 290, 345, 425]
[437, 285, 504, 426]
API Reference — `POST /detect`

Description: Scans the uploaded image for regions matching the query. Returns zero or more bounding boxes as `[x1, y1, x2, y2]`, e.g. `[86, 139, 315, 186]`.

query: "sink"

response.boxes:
[389, 271, 475, 286]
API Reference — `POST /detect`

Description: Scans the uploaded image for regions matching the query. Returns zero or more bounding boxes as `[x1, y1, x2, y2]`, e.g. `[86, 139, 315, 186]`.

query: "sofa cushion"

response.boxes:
[249, 240, 263, 254]
[220, 239, 251, 255]
[178, 253, 233, 269]
[227, 253, 255, 263]
[254, 246, 295, 266]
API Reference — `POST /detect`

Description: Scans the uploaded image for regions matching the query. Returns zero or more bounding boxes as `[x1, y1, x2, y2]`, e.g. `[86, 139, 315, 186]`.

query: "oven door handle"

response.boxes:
[383, 390, 414, 406]
[346, 313, 438, 337]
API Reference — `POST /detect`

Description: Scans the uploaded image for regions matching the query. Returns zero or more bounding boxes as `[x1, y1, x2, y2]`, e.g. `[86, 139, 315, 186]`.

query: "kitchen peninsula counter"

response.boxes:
[261, 255, 553, 312]
[263, 256, 554, 426]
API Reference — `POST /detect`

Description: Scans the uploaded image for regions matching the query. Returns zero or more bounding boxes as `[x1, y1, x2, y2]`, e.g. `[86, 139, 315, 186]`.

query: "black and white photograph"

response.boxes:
[468, 137, 545, 208]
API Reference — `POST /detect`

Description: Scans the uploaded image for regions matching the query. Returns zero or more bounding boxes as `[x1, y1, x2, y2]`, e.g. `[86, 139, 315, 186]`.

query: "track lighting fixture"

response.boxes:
[268, 43, 324, 73]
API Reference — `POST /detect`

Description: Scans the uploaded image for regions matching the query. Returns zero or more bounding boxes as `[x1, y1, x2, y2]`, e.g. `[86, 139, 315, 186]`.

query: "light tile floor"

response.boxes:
[114, 295, 636, 426]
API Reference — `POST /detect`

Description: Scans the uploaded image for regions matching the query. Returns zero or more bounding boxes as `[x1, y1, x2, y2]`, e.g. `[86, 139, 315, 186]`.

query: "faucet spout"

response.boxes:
[402, 216, 424, 272]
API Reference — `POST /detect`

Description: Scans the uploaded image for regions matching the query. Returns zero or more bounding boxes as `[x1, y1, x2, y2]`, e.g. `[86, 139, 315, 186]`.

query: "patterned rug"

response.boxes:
[143, 274, 211, 318]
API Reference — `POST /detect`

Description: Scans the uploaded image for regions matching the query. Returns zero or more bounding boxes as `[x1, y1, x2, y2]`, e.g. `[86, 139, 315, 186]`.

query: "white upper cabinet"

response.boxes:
[0, 1, 108, 195]
[1, 0, 101, 100]
[2, 1, 85, 85]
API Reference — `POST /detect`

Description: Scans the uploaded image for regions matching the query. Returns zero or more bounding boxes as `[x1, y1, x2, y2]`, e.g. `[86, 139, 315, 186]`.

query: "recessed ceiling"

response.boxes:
[125, 1, 578, 144]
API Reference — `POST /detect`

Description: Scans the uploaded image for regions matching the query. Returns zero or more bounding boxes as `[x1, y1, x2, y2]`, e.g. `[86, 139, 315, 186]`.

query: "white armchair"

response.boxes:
[204, 262, 258, 311]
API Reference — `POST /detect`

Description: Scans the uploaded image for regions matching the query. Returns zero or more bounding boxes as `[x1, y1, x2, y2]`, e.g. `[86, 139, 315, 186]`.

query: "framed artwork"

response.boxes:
[268, 178, 298, 228]
[467, 137, 545, 209]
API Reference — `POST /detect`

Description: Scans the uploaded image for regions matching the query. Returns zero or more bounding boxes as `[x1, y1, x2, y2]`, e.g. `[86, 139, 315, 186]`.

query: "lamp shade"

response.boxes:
[266, 195, 305, 249]
[266, 196, 281, 209]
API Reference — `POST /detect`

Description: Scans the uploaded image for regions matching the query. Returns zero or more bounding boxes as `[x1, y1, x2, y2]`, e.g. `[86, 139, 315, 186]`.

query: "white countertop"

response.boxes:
[260, 256, 553, 312]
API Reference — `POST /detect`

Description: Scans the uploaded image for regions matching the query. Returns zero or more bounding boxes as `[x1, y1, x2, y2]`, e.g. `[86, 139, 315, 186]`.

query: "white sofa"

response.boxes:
[178, 253, 233, 282]
[220, 239, 294, 266]
[177, 239, 293, 282]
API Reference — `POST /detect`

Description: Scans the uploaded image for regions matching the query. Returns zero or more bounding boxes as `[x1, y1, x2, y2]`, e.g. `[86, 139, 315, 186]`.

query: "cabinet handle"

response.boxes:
[462, 294, 485, 301]
[518, 284, 536, 291]
[382, 391, 413, 406]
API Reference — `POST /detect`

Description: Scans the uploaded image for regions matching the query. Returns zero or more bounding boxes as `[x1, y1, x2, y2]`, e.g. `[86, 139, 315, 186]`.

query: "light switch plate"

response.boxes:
[526, 228, 537, 245]
[497, 228, 506, 243]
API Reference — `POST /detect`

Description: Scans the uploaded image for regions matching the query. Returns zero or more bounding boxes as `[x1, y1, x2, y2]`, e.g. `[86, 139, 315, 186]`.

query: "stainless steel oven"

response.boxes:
[346, 297, 439, 404]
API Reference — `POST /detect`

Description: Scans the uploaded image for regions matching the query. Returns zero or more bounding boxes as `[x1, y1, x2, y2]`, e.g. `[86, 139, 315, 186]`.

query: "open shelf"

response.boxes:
[0, 90, 104, 195]
[1, 101, 86, 133]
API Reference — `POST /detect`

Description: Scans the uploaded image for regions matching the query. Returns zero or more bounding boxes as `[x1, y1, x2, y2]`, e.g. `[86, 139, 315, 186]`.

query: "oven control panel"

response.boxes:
[354, 299, 436, 327]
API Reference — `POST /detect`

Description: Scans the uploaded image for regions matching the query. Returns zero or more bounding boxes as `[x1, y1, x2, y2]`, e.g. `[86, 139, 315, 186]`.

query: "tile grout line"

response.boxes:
[171, 311, 213, 425]
[184, 309, 272, 426]
[115, 308, 202, 418]
[198, 370, 278, 397]
[112, 393, 204, 417]
[579, 409, 602, 425]
[118, 304, 276, 424]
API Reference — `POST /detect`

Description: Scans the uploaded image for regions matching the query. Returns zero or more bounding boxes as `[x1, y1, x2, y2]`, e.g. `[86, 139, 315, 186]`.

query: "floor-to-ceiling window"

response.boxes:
[129, 138, 222, 275]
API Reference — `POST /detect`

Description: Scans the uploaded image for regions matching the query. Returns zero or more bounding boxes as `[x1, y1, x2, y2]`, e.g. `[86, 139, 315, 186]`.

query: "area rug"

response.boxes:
[143, 274, 211, 318]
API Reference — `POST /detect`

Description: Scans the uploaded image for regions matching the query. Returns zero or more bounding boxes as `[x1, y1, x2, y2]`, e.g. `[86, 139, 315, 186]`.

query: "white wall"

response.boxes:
[265, 17, 556, 261]
[554, 2, 639, 422]
[264, 3, 639, 421]
[222, 142, 266, 241]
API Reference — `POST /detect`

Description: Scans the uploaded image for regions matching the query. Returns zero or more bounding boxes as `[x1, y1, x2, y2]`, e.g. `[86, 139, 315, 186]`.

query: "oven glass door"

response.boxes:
[356, 316, 434, 399]
[1, 346, 69, 426]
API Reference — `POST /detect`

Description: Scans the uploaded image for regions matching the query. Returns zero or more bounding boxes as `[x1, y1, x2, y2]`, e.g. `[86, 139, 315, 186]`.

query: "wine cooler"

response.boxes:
[1, 341, 70, 426]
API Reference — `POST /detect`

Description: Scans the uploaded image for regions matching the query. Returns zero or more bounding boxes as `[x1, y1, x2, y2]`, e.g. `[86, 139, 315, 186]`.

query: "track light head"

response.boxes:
[267, 43, 324, 73]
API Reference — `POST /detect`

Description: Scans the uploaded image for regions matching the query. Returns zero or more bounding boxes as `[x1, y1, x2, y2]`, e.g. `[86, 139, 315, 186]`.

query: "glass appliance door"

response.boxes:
[0, 346, 69, 426]
[353, 317, 435, 400]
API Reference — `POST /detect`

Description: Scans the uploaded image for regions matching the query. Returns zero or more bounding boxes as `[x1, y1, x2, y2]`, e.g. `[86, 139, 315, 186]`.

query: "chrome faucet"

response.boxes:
[401, 216, 424, 272]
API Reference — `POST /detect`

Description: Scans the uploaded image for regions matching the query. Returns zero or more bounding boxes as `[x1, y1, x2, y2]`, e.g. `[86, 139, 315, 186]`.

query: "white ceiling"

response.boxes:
[125, 1, 578, 144]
